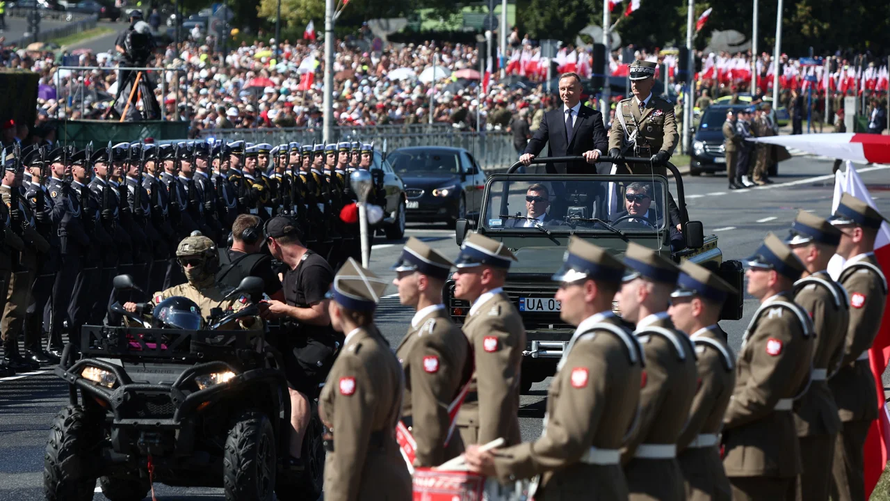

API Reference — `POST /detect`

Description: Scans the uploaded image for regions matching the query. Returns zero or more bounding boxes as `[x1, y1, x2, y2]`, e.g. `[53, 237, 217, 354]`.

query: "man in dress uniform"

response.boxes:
[142, 144, 176, 292]
[828, 193, 888, 501]
[453, 233, 525, 447]
[268, 145, 286, 214]
[465, 237, 642, 500]
[178, 143, 213, 238]
[212, 142, 239, 238]
[669, 261, 737, 501]
[121, 144, 154, 294]
[242, 144, 272, 220]
[256, 142, 272, 175]
[617, 242, 697, 501]
[350, 141, 361, 169]
[192, 142, 222, 243]
[392, 237, 473, 467]
[723, 233, 814, 499]
[751, 106, 774, 185]
[723, 110, 742, 190]
[785, 211, 848, 501]
[0, 153, 24, 375]
[608, 60, 680, 177]
[88, 146, 127, 325]
[160, 144, 199, 241]
[735, 107, 756, 188]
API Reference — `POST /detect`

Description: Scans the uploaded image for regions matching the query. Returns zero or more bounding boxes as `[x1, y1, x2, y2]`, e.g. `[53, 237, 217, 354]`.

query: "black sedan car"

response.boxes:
[387, 146, 487, 228]
[68, 0, 121, 20]
[690, 104, 749, 176]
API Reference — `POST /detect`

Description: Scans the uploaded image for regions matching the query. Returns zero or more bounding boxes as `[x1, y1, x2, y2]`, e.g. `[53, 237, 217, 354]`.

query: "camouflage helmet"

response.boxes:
[176, 234, 217, 259]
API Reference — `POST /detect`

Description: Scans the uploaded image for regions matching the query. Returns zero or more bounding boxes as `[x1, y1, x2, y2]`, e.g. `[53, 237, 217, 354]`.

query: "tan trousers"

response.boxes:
[830, 420, 871, 501]
[795, 433, 835, 501]
[753, 145, 769, 181]
[725, 149, 738, 181]
[1, 269, 34, 345]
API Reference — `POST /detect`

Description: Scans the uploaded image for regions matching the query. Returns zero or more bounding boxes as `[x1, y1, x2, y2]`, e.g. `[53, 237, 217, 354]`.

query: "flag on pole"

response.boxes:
[483, 55, 492, 94]
[609, 0, 623, 12]
[625, 0, 641, 16]
[303, 20, 316, 41]
[827, 163, 890, 500]
[748, 133, 890, 165]
[696, 7, 713, 31]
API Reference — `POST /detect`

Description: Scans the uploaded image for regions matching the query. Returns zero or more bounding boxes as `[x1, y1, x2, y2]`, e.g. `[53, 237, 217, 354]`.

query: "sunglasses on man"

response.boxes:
[179, 257, 203, 268]
[625, 194, 649, 203]
[526, 196, 546, 203]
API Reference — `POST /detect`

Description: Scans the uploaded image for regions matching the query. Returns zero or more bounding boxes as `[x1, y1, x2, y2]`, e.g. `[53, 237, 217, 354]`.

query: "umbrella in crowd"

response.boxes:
[419, 65, 451, 83]
[38, 84, 56, 100]
[453, 68, 481, 80]
[387, 67, 417, 81]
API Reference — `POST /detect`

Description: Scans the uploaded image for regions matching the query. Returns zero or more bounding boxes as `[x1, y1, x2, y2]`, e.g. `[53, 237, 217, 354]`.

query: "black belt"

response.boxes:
[464, 391, 478, 403]
[323, 429, 387, 452]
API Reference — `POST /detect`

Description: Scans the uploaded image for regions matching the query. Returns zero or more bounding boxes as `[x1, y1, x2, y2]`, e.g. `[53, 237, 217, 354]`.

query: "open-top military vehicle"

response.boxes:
[44, 275, 325, 501]
[446, 156, 744, 392]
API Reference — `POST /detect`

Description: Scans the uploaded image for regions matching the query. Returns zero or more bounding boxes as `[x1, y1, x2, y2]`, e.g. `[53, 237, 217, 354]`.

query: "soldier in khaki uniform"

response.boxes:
[723, 234, 814, 500]
[465, 237, 642, 500]
[608, 60, 680, 177]
[320, 258, 412, 501]
[722, 110, 742, 190]
[668, 261, 738, 501]
[392, 238, 473, 467]
[827, 194, 888, 501]
[453, 233, 525, 447]
[786, 211, 848, 501]
[617, 243, 697, 501]
[751, 105, 775, 185]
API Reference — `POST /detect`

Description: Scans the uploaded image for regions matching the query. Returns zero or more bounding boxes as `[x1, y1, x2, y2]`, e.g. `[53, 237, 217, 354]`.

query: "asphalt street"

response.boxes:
[1, 14, 72, 44]
[1, 155, 888, 500]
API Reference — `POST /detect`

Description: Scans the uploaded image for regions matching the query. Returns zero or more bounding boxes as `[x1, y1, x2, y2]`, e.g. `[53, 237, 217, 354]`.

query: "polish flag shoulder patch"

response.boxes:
[339, 377, 356, 396]
[570, 368, 588, 388]
[640, 370, 648, 388]
[483, 336, 499, 353]
[766, 338, 783, 356]
[423, 356, 439, 373]
[851, 292, 866, 309]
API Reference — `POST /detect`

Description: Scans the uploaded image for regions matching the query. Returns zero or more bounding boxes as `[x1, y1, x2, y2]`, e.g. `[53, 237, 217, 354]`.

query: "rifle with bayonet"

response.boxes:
[7, 145, 24, 268]
[168, 144, 181, 227]
[101, 142, 115, 235]
[33, 145, 52, 233]
[134, 142, 145, 220]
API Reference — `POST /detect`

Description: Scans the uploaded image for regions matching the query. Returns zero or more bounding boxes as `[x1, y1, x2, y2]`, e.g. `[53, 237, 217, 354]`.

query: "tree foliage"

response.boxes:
[256, 0, 461, 31]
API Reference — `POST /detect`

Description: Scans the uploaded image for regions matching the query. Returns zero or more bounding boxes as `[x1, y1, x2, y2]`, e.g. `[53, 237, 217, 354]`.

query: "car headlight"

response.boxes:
[81, 366, 117, 388]
[194, 371, 236, 390]
[693, 141, 704, 154]
[432, 185, 457, 197]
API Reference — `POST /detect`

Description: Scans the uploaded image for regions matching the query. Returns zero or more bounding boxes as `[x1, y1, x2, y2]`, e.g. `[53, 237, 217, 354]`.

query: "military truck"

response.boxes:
[444, 157, 744, 392]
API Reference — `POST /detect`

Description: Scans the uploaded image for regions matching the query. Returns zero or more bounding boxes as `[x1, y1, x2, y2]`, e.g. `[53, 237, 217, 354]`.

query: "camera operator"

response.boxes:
[217, 214, 283, 301]
[257, 216, 341, 471]
[114, 10, 155, 100]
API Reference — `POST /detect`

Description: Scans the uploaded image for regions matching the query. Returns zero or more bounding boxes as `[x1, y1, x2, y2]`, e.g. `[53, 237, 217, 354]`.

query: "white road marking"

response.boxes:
[708, 192, 727, 196]
[683, 165, 890, 199]
[712, 226, 736, 232]
[0, 369, 51, 383]
[372, 244, 395, 250]
[686, 194, 705, 199]
[756, 216, 778, 223]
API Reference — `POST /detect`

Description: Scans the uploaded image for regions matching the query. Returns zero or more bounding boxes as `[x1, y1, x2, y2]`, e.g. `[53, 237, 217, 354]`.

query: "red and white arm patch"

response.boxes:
[482, 336, 499, 353]
[423, 355, 439, 373]
[851, 292, 866, 309]
[640, 370, 648, 388]
[570, 368, 589, 388]
[766, 338, 783, 356]
[339, 377, 356, 396]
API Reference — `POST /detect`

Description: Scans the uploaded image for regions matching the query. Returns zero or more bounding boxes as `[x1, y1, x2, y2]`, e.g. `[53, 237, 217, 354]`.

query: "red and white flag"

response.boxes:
[696, 7, 712, 31]
[303, 20, 316, 41]
[609, 0, 623, 12]
[749, 133, 890, 165]
[483, 55, 492, 94]
[625, 0, 641, 16]
[297, 52, 316, 90]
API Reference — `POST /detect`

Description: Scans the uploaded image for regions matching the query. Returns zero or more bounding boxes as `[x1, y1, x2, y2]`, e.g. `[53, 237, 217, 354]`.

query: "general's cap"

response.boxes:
[829, 192, 887, 229]
[622, 242, 680, 284]
[392, 237, 454, 280]
[745, 233, 806, 281]
[455, 233, 517, 269]
[330, 258, 389, 311]
[552, 236, 625, 283]
[787, 210, 842, 246]
[672, 260, 737, 303]
[629, 60, 657, 81]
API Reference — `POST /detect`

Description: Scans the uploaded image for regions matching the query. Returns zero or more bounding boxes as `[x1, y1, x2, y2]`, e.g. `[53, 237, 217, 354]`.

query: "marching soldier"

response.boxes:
[268, 145, 286, 214]
[723, 233, 814, 499]
[785, 211, 848, 501]
[297, 144, 319, 250]
[177, 142, 213, 237]
[827, 194, 888, 501]
[214, 141, 240, 236]
[320, 258, 412, 501]
[0, 166, 18, 375]
[123, 144, 155, 293]
[111, 143, 147, 285]
[192, 142, 223, 243]
[466, 237, 642, 500]
[668, 261, 738, 501]
[256, 142, 272, 176]
[310, 143, 330, 255]
[142, 144, 176, 293]
[350, 141, 361, 170]
[392, 238, 473, 467]
[88, 146, 127, 325]
[288, 141, 301, 173]
[226, 140, 245, 191]
[160, 143, 199, 241]
[618, 243, 697, 501]
[453, 233, 525, 447]
[324, 143, 345, 267]
[242, 144, 272, 220]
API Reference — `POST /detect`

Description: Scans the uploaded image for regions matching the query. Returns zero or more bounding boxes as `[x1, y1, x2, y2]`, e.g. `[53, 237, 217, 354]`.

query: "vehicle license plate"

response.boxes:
[714, 156, 725, 163]
[406, 201, 419, 209]
[519, 297, 561, 312]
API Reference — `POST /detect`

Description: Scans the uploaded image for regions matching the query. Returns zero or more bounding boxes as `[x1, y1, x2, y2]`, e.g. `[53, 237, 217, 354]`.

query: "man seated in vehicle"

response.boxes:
[612, 182, 684, 249]
[124, 234, 261, 330]
[509, 183, 558, 227]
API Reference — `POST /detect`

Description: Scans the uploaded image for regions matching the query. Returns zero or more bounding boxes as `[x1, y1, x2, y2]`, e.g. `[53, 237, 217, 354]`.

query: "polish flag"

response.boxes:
[526, 51, 540, 77]
[696, 8, 712, 31]
[483, 55, 492, 94]
[297, 52, 316, 91]
[826, 163, 890, 500]
[506, 50, 521, 75]
[561, 50, 578, 74]
[877, 66, 889, 92]
[748, 133, 890, 165]
[625, 0, 641, 16]
[519, 48, 531, 75]
[609, 0, 623, 12]
[303, 20, 316, 41]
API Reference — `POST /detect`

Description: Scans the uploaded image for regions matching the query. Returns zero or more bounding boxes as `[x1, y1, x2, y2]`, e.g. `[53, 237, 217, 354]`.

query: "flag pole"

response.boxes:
[751, 0, 758, 94]
[683, 0, 694, 155]
[601, 0, 611, 125]
[323, 0, 334, 143]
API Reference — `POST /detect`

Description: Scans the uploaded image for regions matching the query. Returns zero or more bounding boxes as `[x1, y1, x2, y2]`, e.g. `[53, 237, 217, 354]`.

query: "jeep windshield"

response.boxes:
[481, 175, 669, 235]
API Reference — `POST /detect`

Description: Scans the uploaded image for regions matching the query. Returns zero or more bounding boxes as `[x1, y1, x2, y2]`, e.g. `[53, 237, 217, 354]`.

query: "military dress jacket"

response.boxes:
[608, 95, 679, 157]
[723, 120, 741, 152]
[319, 325, 412, 501]
[491, 312, 642, 501]
[395, 305, 472, 467]
[722, 293, 814, 478]
[456, 289, 526, 448]
[0, 184, 50, 269]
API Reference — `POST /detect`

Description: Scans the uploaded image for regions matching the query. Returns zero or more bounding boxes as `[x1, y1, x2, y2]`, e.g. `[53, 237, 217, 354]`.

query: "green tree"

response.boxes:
[516, 0, 593, 43]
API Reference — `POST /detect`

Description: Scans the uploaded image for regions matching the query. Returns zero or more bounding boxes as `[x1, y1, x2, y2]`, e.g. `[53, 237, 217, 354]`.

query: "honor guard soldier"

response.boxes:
[617, 243, 697, 501]
[668, 261, 738, 501]
[0, 156, 20, 375]
[256, 142, 272, 174]
[392, 237, 473, 467]
[466, 237, 642, 500]
[310, 143, 330, 254]
[723, 233, 814, 500]
[350, 141, 361, 169]
[161, 143, 199, 241]
[268, 144, 286, 213]
[213, 141, 240, 236]
[192, 142, 223, 243]
[608, 60, 680, 176]
[453, 233, 525, 447]
[242, 144, 272, 219]
[177, 142, 212, 238]
[88, 146, 126, 324]
[785, 211, 848, 501]
[1, 151, 48, 371]
[122, 144, 155, 293]
[300, 143, 313, 173]
[226, 140, 246, 188]
[827, 194, 888, 501]
[142, 144, 177, 293]
[723, 110, 743, 190]
[110, 143, 147, 288]
[288, 141, 301, 172]
[320, 258, 412, 501]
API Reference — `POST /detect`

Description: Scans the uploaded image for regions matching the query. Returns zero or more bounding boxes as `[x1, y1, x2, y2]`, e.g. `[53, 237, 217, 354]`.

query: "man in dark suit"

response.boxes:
[508, 183, 557, 227]
[611, 182, 684, 250]
[520, 72, 608, 174]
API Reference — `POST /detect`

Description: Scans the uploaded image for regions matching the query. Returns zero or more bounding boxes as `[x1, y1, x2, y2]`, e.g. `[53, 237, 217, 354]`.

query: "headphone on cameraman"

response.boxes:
[241, 219, 263, 245]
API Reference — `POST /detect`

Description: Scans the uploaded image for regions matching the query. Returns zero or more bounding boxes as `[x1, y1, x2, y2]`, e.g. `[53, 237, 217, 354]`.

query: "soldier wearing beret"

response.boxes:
[392, 237, 473, 467]
[669, 261, 738, 501]
[466, 237, 642, 500]
[827, 194, 888, 501]
[723, 234, 814, 499]
[453, 233, 525, 448]
[320, 258, 412, 501]
[618, 242, 697, 501]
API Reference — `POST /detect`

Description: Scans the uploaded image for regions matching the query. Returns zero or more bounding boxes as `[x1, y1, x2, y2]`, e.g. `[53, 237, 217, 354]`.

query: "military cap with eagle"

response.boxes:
[289, 142, 301, 152]
[224, 140, 246, 156]
[329, 258, 390, 311]
[629, 60, 657, 81]
[244, 144, 260, 157]
[745, 232, 807, 281]
[392, 236, 454, 280]
[454, 233, 518, 269]
[829, 192, 888, 229]
[622, 241, 681, 284]
[786, 210, 842, 247]
[552, 236, 625, 283]
[337, 141, 351, 152]
[672, 260, 738, 303]
[254, 143, 273, 154]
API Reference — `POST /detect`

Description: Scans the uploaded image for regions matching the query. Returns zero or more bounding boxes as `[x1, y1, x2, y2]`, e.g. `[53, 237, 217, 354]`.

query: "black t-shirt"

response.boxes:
[282, 251, 338, 343]
[226, 249, 282, 297]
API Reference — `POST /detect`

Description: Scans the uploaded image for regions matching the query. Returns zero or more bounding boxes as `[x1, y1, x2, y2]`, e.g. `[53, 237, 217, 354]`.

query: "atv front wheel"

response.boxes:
[224, 410, 277, 501]
[44, 405, 101, 501]
[99, 475, 150, 501]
